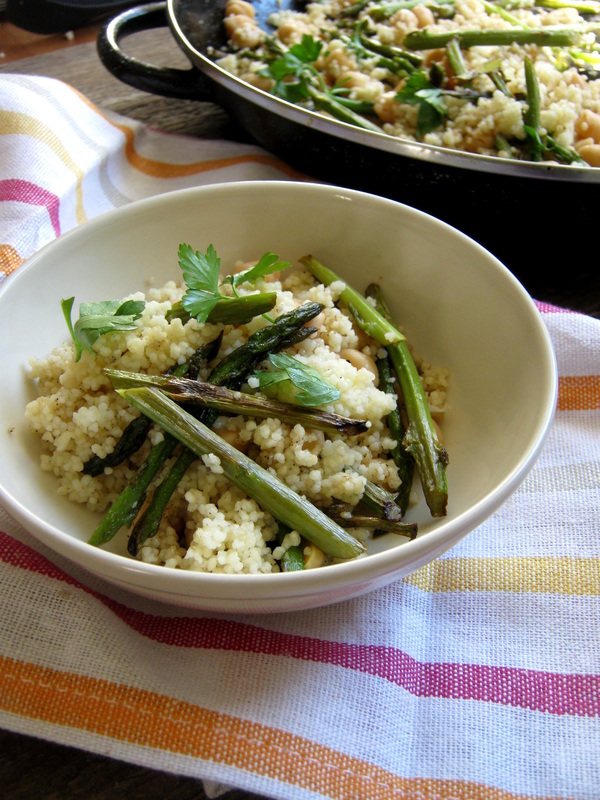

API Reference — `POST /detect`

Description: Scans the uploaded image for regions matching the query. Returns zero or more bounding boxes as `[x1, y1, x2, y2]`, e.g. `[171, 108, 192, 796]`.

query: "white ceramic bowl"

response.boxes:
[0, 182, 557, 613]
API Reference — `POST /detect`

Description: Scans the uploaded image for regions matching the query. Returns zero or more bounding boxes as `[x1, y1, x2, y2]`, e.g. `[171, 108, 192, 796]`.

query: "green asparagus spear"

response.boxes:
[368, 0, 455, 20]
[325, 504, 418, 538]
[118, 387, 365, 560]
[105, 370, 369, 436]
[521, 57, 585, 164]
[82, 336, 222, 476]
[361, 479, 404, 520]
[127, 322, 322, 554]
[128, 324, 321, 553]
[186, 332, 224, 379]
[207, 302, 324, 386]
[343, 468, 405, 520]
[480, 0, 526, 26]
[127, 445, 195, 556]
[340, 0, 372, 16]
[358, 28, 423, 67]
[91, 347, 217, 547]
[299, 257, 446, 517]
[165, 292, 277, 325]
[446, 37, 469, 77]
[523, 55, 544, 162]
[536, 0, 600, 13]
[89, 303, 323, 548]
[280, 545, 306, 571]
[299, 256, 405, 346]
[365, 283, 448, 517]
[88, 435, 179, 547]
[403, 26, 585, 50]
[306, 86, 383, 132]
[83, 415, 153, 477]
[375, 354, 414, 516]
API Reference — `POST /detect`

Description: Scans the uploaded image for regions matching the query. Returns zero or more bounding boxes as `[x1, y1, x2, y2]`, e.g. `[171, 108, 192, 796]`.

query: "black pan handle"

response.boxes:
[97, 1, 214, 101]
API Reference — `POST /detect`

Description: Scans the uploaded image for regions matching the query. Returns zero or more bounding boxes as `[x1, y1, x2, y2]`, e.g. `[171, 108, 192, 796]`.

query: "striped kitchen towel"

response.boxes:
[1, 73, 599, 800]
[0, 73, 303, 277]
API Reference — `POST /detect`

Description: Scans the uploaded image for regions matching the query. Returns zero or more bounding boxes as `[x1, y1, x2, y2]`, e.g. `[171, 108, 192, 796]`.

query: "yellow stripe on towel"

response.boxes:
[406, 556, 600, 595]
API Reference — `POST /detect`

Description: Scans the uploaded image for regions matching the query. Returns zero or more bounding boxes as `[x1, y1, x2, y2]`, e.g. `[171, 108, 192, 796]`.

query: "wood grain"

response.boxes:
[0, 21, 100, 63]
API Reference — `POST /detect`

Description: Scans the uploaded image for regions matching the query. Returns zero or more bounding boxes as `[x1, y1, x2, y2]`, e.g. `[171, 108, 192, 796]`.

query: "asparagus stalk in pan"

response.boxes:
[523, 55, 543, 162]
[521, 56, 586, 164]
[89, 302, 324, 548]
[307, 87, 381, 131]
[299, 256, 447, 518]
[357, 27, 423, 67]
[367, 0, 455, 19]
[403, 26, 585, 49]
[118, 387, 365, 561]
[105, 370, 369, 436]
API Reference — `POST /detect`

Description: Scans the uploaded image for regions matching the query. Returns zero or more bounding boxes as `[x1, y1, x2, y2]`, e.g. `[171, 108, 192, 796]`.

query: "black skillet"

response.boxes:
[97, 0, 600, 291]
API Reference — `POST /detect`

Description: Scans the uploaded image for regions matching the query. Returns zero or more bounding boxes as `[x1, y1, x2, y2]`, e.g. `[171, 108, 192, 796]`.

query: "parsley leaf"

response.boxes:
[179, 243, 222, 321]
[396, 70, 447, 135]
[259, 35, 324, 103]
[178, 243, 288, 322]
[61, 297, 145, 361]
[253, 352, 340, 407]
[221, 251, 290, 292]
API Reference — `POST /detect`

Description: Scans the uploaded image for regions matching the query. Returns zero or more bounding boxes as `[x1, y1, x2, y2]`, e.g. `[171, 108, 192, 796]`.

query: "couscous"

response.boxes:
[217, 0, 600, 166]
[24, 252, 449, 574]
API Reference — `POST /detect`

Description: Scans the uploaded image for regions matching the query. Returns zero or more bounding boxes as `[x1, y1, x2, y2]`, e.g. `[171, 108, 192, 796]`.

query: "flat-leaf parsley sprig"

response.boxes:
[253, 352, 341, 407]
[259, 34, 324, 104]
[61, 297, 146, 362]
[177, 243, 288, 323]
[259, 34, 383, 132]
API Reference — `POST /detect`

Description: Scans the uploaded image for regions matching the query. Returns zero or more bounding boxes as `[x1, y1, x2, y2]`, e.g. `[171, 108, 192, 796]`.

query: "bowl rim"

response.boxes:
[0, 180, 558, 601]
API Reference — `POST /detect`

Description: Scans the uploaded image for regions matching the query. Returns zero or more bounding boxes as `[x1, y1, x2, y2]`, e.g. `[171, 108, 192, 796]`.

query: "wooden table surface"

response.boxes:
[0, 11, 598, 800]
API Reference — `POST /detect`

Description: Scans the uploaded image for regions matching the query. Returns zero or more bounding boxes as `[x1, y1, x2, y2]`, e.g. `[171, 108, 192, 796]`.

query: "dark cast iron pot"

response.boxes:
[97, 0, 600, 293]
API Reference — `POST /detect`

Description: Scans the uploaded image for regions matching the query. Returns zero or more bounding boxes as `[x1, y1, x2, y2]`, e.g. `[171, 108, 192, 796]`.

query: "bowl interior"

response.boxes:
[0, 182, 556, 611]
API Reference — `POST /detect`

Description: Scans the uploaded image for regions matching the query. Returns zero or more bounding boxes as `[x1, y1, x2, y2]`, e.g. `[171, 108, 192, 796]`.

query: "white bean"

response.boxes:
[339, 348, 379, 385]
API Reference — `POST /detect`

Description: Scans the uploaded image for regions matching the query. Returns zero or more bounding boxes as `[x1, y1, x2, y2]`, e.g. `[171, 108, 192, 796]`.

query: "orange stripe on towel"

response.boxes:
[558, 376, 600, 411]
[71, 86, 307, 180]
[0, 654, 554, 800]
[0, 244, 23, 277]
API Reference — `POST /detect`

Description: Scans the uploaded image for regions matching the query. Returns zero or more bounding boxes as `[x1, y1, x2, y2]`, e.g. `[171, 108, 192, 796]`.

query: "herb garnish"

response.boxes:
[253, 352, 340, 407]
[61, 297, 146, 362]
[220, 251, 289, 295]
[259, 35, 324, 103]
[179, 243, 288, 322]
[395, 70, 447, 135]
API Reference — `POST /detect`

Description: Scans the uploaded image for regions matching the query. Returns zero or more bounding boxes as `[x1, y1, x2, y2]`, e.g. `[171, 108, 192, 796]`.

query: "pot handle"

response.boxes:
[97, 1, 213, 101]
